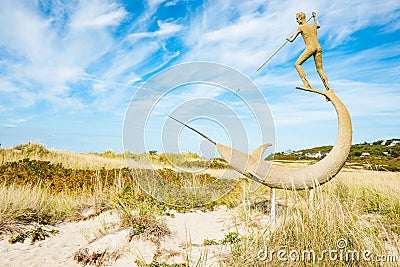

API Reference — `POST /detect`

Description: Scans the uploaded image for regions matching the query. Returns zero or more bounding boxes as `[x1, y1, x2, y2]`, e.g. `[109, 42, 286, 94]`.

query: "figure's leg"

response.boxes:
[314, 49, 331, 90]
[295, 49, 313, 88]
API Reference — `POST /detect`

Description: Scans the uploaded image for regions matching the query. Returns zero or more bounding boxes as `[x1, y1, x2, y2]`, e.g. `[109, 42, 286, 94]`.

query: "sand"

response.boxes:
[0, 206, 268, 266]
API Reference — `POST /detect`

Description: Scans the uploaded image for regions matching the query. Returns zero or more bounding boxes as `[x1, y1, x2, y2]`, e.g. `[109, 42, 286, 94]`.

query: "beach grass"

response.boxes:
[0, 143, 398, 265]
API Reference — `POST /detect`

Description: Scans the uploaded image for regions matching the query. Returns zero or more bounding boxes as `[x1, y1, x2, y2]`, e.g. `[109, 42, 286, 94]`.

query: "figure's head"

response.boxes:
[296, 12, 306, 24]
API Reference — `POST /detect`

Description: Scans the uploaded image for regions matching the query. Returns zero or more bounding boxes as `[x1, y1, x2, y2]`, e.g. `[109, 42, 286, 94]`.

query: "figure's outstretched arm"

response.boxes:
[312, 12, 320, 28]
[287, 29, 300, 42]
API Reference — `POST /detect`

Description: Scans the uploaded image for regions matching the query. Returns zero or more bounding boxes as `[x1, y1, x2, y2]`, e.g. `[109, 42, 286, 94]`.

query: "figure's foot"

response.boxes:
[325, 86, 333, 93]
[323, 83, 331, 101]
[301, 78, 311, 89]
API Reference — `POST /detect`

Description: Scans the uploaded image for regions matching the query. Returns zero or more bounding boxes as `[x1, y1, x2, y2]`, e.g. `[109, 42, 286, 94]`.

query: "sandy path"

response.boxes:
[0, 211, 120, 267]
[0, 206, 255, 266]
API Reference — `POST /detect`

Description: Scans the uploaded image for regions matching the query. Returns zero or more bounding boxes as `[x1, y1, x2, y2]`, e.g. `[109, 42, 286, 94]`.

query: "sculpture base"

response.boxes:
[296, 87, 331, 102]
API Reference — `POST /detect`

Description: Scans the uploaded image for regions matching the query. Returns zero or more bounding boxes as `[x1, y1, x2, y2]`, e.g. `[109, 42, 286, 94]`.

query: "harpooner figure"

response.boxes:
[287, 12, 331, 91]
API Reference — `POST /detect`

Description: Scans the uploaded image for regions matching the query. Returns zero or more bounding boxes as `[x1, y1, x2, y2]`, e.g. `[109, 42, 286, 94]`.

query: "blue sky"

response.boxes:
[0, 0, 399, 154]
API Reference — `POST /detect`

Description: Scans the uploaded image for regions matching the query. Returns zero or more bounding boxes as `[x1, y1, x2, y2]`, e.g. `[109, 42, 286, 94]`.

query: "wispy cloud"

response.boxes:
[69, 1, 127, 28]
[0, 0, 129, 110]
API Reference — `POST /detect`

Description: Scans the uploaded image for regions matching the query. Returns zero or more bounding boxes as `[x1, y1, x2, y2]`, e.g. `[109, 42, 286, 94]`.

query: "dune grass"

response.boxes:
[0, 143, 398, 265]
[221, 170, 400, 266]
[0, 154, 238, 243]
[0, 184, 80, 235]
[1, 142, 127, 170]
[1, 142, 229, 171]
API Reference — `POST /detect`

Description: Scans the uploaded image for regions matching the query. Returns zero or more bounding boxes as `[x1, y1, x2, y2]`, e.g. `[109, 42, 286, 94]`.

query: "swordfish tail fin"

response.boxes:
[250, 144, 272, 161]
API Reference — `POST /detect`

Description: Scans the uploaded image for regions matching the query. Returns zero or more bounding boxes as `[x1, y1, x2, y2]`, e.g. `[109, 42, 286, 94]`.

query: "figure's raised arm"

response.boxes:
[312, 12, 320, 28]
[287, 29, 300, 42]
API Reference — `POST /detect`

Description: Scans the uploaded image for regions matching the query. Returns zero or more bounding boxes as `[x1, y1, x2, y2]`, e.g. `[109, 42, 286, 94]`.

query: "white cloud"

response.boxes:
[147, 0, 167, 10]
[165, 0, 180, 7]
[0, 0, 128, 110]
[0, 79, 18, 93]
[69, 0, 127, 28]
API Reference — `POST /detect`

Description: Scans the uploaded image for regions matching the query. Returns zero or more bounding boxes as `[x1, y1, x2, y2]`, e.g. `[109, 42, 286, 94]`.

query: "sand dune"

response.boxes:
[0, 206, 265, 266]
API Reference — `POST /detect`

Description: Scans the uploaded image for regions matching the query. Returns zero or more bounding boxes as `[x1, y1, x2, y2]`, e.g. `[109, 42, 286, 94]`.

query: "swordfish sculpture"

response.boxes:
[170, 86, 352, 190]
[215, 87, 352, 190]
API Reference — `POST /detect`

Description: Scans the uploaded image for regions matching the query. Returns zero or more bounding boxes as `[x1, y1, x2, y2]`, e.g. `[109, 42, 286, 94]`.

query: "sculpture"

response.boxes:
[219, 11, 352, 189]
[170, 12, 352, 191]
[171, 86, 352, 190]
[216, 87, 352, 190]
